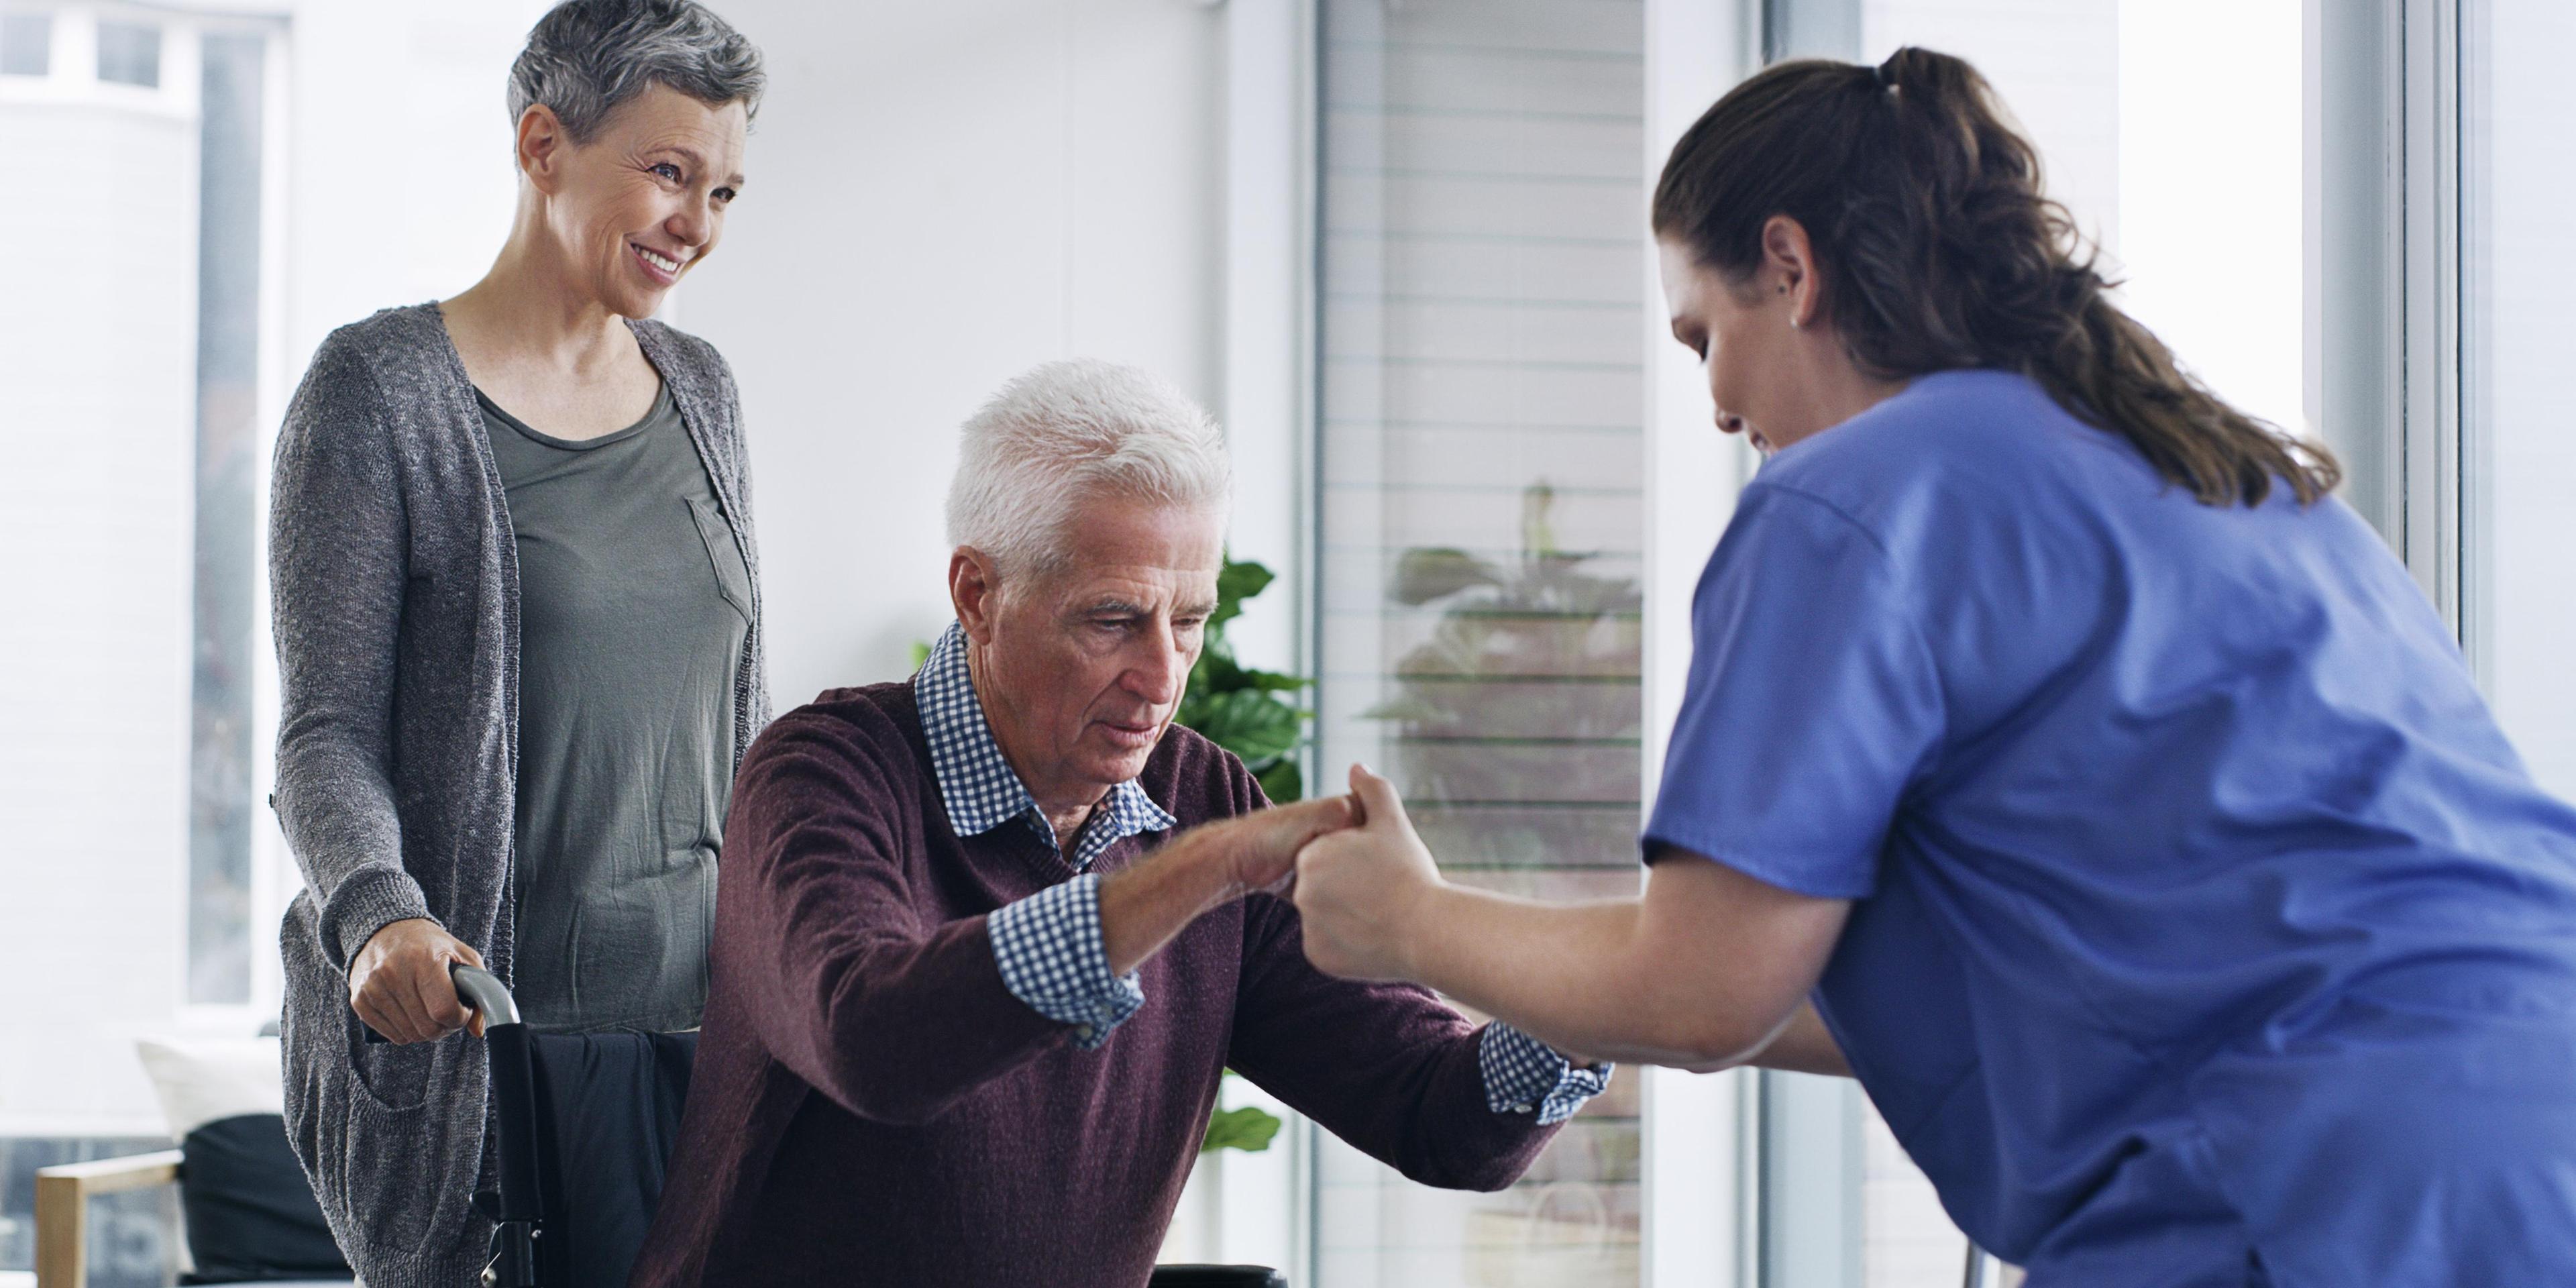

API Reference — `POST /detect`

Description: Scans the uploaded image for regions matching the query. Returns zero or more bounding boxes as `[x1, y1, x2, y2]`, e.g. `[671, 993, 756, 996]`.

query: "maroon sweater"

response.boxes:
[630, 683, 1565, 1287]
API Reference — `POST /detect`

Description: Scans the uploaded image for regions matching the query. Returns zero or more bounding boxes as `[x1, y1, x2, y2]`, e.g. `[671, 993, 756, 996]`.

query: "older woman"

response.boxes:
[266, 1, 765, 1281]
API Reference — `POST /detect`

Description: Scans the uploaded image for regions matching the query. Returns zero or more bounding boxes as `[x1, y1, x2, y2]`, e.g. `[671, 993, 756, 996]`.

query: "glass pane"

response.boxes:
[96, 19, 158, 88]
[0, 13, 50, 77]
[1313, 0, 1646, 1283]
[2464, 0, 2576, 798]
[189, 32, 268, 1005]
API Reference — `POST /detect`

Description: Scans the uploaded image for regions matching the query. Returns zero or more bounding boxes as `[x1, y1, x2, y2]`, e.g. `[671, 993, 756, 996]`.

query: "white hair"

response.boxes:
[945, 359, 1233, 580]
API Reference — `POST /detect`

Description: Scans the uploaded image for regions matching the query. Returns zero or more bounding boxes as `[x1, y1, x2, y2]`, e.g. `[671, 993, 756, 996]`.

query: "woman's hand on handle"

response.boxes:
[348, 918, 486, 1042]
[1291, 764, 1447, 981]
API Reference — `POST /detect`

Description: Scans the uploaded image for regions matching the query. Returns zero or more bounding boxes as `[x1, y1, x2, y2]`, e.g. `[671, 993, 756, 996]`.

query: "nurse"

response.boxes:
[1288, 46, 2576, 1288]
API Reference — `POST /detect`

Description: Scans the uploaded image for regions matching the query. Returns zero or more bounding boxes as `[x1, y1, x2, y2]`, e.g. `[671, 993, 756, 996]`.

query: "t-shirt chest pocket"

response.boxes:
[686, 496, 754, 623]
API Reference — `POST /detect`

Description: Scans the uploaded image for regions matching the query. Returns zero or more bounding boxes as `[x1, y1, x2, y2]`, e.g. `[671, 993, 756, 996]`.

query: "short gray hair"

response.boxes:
[947, 360, 1233, 581]
[508, 0, 764, 144]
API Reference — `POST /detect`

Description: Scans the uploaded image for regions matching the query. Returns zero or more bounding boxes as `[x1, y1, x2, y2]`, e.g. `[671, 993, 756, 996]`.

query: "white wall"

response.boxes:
[680, 0, 1234, 706]
[281, 0, 559, 364]
[0, 13, 203, 1134]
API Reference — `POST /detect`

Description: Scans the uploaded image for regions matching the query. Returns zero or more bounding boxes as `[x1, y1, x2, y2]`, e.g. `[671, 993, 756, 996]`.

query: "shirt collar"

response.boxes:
[913, 622, 1178, 870]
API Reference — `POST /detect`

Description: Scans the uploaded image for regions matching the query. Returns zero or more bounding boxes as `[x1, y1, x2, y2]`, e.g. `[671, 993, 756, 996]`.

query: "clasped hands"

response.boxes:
[1210, 764, 1444, 983]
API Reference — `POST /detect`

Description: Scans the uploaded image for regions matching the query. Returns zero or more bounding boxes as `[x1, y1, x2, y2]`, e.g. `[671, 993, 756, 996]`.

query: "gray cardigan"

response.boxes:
[268, 303, 768, 1286]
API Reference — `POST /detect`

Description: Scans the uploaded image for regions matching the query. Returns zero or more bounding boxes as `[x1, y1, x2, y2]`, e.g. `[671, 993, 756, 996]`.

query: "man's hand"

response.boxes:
[1098, 792, 1362, 977]
[348, 918, 486, 1043]
[1291, 764, 1446, 981]
[1214, 793, 1362, 896]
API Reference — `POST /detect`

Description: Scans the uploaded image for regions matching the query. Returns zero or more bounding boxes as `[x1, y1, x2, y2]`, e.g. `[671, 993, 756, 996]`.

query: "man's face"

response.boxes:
[965, 497, 1225, 806]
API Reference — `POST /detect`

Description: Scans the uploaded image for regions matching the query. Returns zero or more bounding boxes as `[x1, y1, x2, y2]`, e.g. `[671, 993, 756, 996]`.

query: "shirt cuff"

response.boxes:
[985, 872, 1146, 1051]
[1479, 1024, 1612, 1126]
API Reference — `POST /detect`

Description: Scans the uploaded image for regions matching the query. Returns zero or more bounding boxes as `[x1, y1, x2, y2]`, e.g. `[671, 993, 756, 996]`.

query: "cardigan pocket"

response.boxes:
[341, 1002, 442, 1112]
[687, 497, 753, 623]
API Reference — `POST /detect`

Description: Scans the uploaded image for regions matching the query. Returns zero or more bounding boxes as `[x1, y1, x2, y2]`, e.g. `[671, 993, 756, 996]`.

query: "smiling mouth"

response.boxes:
[631, 241, 684, 282]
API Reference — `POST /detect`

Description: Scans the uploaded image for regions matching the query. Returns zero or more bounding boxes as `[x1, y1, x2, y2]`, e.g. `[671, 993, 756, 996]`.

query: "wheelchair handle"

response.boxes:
[449, 961, 523, 1028]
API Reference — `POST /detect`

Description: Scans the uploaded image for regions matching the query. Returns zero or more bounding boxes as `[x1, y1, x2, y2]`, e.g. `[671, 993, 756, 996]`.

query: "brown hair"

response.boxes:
[1652, 48, 2338, 506]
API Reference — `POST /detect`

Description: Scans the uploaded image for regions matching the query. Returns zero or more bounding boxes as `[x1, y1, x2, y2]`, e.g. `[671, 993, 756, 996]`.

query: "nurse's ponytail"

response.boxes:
[1652, 48, 2338, 507]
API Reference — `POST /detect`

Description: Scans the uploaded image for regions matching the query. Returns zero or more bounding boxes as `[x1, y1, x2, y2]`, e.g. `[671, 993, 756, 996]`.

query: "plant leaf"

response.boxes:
[1391, 547, 1503, 605]
[1188, 690, 1301, 763]
[1201, 1104, 1283, 1154]
[1210, 559, 1275, 631]
[1234, 666, 1310, 692]
[1254, 759, 1303, 804]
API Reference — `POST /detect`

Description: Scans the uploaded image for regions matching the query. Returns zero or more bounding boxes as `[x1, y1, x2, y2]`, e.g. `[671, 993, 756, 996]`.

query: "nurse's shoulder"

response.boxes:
[1750, 367, 2128, 567]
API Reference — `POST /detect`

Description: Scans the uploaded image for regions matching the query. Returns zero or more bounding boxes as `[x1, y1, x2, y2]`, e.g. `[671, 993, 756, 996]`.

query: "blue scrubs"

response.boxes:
[1642, 370, 2576, 1287]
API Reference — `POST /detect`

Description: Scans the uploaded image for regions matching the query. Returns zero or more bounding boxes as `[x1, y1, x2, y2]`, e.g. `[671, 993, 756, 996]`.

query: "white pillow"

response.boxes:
[134, 1036, 285, 1139]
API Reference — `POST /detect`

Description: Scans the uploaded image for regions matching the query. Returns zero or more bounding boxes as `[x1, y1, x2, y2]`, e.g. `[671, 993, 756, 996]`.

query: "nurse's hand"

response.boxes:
[1293, 764, 1446, 981]
[349, 918, 486, 1043]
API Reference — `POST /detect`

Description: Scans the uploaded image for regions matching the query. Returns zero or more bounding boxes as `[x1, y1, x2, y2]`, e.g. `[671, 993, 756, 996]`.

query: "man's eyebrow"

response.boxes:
[1081, 598, 1150, 616]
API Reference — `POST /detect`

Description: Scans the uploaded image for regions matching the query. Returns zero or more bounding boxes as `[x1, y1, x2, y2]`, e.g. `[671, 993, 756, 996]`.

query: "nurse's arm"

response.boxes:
[1753, 1002, 1854, 1077]
[1293, 765, 1849, 1073]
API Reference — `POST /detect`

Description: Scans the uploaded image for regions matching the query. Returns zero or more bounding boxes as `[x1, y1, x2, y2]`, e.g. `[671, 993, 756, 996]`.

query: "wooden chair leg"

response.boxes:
[34, 1150, 183, 1288]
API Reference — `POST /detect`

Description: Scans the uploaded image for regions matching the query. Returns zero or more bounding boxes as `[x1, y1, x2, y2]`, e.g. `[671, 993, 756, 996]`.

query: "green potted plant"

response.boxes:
[1174, 555, 1307, 1155]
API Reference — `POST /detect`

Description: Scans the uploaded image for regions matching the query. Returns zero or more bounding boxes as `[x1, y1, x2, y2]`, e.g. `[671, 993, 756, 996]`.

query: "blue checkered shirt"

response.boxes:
[922, 623, 1609, 1122]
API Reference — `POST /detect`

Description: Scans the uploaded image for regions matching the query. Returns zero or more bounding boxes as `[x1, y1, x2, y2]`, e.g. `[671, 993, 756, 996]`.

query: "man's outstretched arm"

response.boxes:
[722, 715, 1352, 1124]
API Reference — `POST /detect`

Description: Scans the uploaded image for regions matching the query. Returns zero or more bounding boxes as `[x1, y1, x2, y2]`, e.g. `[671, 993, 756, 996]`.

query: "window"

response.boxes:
[1312, 0, 1649, 1283]
[189, 28, 271, 1006]
[0, 12, 49, 76]
[2462, 0, 2576, 802]
[95, 17, 156, 87]
[0, 11, 288, 1274]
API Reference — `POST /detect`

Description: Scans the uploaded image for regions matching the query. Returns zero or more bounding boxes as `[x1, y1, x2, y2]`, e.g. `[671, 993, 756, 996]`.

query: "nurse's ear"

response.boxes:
[1757, 214, 1825, 331]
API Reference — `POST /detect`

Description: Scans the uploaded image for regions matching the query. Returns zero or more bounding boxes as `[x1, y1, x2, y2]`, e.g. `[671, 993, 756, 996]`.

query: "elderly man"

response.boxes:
[633, 360, 1605, 1285]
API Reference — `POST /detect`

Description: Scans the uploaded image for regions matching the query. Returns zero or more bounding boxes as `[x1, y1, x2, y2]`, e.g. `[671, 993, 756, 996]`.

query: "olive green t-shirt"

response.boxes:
[479, 383, 751, 1034]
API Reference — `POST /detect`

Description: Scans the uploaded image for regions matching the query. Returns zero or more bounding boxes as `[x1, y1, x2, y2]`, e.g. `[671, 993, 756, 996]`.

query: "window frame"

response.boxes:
[161, 6, 295, 1038]
[1262, 0, 1761, 1283]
